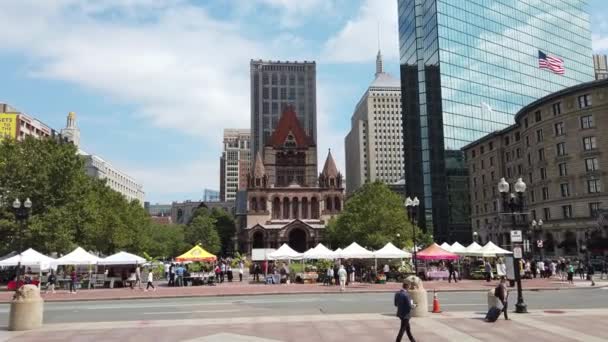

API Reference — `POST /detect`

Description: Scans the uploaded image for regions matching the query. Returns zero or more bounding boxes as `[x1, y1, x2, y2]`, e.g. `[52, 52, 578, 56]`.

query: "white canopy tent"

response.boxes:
[374, 243, 412, 259]
[268, 243, 303, 260]
[477, 242, 513, 257]
[53, 247, 101, 266]
[337, 242, 374, 259]
[0, 248, 56, 270]
[449, 242, 467, 255]
[303, 243, 336, 260]
[440, 242, 452, 252]
[98, 251, 146, 265]
[463, 242, 483, 256]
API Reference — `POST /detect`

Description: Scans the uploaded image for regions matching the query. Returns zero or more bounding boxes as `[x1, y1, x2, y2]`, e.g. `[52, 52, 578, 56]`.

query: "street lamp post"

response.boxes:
[12, 197, 32, 292]
[473, 231, 479, 244]
[498, 178, 528, 314]
[405, 197, 420, 275]
[531, 219, 544, 260]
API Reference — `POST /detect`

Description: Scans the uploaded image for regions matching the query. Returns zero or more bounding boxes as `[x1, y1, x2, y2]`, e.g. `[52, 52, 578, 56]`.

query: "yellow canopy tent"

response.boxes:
[175, 245, 217, 262]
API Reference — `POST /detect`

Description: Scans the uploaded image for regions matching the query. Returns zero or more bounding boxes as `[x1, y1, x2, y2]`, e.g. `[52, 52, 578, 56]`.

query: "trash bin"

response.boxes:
[9, 284, 44, 331]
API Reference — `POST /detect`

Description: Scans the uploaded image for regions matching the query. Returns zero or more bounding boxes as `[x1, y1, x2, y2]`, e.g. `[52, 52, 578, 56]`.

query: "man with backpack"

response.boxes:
[394, 281, 416, 342]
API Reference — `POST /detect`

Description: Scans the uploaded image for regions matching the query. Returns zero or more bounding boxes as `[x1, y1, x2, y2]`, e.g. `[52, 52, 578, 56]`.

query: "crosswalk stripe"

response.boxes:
[512, 315, 606, 342]
[414, 317, 484, 342]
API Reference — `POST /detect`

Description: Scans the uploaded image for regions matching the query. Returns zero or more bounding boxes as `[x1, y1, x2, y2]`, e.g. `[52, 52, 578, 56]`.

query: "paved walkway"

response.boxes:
[2, 278, 605, 303]
[2, 308, 607, 341]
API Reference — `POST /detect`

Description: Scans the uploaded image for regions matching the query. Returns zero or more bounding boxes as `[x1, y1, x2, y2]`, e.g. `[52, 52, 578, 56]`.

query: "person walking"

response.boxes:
[586, 262, 595, 286]
[601, 259, 608, 280]
[484, 260, 492, 282]
[220, 262, 226, 283]
[350, 264, 356, 283]
[69, 270, 78, 294]
[448, 261, 457, 283]
[145, 269, 156, 291]
[577, 260, 585, 280]
[493, 277, 509, 320]
[338, 265, 348, 291]
[567, 262, 575, 284]
[176, 264, 185, 287]
[325, 267, 334, 286]
[496, 259, 506, 280]
[168, 263, 175, 287]
[239, 261, 244, 282]
[334, 264, 340, 286]
[394, 281, 416, 342]
[45, 270, 57, 294]
[135, 265, 143, 290]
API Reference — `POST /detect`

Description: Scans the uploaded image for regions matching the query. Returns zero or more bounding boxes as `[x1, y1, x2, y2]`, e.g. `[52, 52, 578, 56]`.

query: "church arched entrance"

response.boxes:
[288, 228, 307, 253]
[253, 231, 264, 249]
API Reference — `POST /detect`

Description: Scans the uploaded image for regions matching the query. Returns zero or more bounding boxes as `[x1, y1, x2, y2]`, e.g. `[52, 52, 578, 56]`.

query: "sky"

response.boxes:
[1, 0, 607, 204]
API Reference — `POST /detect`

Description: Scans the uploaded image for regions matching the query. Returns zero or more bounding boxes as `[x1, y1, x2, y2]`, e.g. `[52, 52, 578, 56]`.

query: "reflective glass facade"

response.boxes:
[398, 0, 594, 242]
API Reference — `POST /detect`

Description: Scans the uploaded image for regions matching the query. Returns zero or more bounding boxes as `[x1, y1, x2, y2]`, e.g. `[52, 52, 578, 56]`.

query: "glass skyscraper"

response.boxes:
[398, 0, 594, 242]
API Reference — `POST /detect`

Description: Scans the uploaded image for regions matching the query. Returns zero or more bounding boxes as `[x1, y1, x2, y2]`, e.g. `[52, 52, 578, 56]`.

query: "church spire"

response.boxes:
[375, 22, 383, 76]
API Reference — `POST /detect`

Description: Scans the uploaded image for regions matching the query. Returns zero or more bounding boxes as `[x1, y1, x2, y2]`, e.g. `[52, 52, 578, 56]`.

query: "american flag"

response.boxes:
[538, 50, 564, 75]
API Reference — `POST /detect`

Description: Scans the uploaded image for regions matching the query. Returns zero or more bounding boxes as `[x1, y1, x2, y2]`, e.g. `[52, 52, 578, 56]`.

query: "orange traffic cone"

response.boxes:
[432, 290, 442, 313]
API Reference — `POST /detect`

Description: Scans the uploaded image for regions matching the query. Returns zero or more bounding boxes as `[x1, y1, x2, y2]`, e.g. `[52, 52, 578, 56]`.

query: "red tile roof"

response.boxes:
[268, 105, 314, 148]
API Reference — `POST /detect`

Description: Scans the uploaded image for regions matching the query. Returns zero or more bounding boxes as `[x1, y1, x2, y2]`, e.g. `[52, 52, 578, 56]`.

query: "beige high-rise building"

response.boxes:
[220, 129, 251, 202]
[344, 50, 404, 194]
[594, 54, 607, 80]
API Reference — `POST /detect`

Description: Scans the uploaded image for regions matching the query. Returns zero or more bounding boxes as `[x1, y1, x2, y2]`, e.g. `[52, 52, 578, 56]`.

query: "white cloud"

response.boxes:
[322, 0, 399, 63]
[253, 0, 345, 28]
[593, 34, 608, 53]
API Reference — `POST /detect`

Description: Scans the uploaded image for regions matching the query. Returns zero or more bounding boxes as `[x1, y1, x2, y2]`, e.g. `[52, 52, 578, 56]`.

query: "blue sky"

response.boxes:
[1, 0, 607, 203]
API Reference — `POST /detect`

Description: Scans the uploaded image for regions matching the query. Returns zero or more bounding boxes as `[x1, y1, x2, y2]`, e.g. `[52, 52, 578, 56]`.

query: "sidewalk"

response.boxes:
[1, 277, 603, 303]
[2, 308, 607, 341]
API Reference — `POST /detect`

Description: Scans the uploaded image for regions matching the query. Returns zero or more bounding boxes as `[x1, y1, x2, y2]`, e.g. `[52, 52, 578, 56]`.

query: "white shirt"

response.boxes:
[147, 272, 153, 282]
[338, 267, 347, 279]
[164, 264, 170, 273]
[383, 265, 390, 273]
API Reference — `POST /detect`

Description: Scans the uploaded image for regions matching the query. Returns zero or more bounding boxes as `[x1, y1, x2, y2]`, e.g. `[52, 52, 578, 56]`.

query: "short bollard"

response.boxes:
[9, 284, 44, 331]
[405, 275, 428, 317]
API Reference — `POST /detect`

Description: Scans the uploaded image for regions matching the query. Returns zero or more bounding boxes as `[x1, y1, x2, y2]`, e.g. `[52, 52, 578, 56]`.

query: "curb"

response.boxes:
[1, 284, 604, 304]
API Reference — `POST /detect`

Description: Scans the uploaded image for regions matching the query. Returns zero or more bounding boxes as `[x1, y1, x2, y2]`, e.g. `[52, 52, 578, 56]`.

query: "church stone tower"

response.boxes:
[61, 111, 80, 147]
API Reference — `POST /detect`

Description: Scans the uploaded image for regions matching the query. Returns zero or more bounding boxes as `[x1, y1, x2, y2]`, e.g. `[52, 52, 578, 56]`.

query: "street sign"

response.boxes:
[510, 230, 523, 243]
[537, 240, 544, 248]
[523, 240, 530, 253]
[513, 247, 523, 258]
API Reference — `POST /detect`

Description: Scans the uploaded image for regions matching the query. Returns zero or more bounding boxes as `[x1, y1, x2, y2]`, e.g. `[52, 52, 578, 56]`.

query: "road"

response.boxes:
[1, 288, 607, 326]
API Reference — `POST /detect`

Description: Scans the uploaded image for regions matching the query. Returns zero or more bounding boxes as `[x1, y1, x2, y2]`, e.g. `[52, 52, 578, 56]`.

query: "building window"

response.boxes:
[481, 160, 485, 169]
[585, 157, 599, 171]
[554, 122, 565, 136]
[516, 148, 522, 158]
[489, 142, 494, 150]
[491, 171, 495, 180]
[515, 132, 521, 141]
[506, 151, 511, 162]
[538, 148, 545, 161]
[560, 183, 570, 197]
[524, 117, 529, 129]
[504, 136, 510, 146]
[556, 142, 566, 156]
[588, 179, 601, 193]
[581, 115, 594, 129]
[552, 102, 561, 115]
[490, 156, 494, 166]
[583, 136, 597, 151]
[517, 164, 523, 175]
[578, 94, 592, 108]
[507, 167, 512, 178]
[530, 190, 536, 203]
[536, 129, 543, 142]
[472, 149, 476, 158]
[559, 163, 568, 176]
[562, 205, 573, 219]
[540, 168, 547, 180]
[480, 145, 485, 154]
[542, 187, 549, 200]
[543, 208, 551, 221]
[535, 110, 542, 122]
[589, 202, 601, 217]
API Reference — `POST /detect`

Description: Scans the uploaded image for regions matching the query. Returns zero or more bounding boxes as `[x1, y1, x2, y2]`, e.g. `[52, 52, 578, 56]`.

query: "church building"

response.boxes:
[239, 106, 344, 253]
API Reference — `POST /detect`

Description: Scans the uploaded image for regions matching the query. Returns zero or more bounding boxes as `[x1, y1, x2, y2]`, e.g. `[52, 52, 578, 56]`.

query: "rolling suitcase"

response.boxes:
[485, 306, 501, 322]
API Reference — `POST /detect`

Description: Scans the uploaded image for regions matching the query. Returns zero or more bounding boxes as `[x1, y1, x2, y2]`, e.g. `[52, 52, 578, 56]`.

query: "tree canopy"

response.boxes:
[325, 181, 429, 250]
[0, 137, 184, 257]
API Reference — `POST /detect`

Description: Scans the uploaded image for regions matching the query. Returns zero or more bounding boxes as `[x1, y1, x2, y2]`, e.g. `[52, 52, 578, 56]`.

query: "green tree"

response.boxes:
[325, 181, 422, 250]
[210, 208, 236, 255]
[186, 215, 221, 255]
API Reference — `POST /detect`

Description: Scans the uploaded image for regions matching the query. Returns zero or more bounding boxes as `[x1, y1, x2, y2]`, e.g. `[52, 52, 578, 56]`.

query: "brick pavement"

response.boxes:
[2, 308, 607, 341]
[2, 277, 601, 304]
